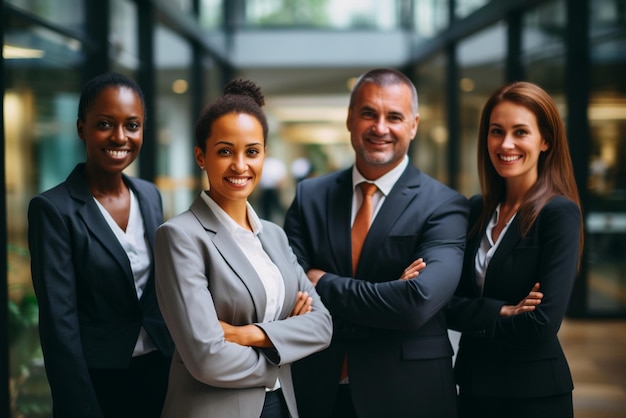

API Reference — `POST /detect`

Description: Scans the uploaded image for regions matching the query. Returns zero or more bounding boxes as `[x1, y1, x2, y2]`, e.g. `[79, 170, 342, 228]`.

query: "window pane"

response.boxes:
[4, 9, 85, 417]
[457, 22, 506, 197]
[587, 0, 626, 314]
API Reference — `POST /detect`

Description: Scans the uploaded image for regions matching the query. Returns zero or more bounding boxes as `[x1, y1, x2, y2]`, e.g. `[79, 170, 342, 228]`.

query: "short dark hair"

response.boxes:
[349, 68, 418, 115]
[77, 72, 145, 121]
[195, 78, 268, 151]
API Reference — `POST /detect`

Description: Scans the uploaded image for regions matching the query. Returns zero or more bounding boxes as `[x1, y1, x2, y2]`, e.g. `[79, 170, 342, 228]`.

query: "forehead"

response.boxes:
[353, 82, 414, 114]
[490, 101, 537, 125]
[88, 86, 143, 113]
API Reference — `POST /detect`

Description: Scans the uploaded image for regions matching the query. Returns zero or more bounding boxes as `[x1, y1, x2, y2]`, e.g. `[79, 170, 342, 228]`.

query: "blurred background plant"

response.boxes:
[7, 243, 51, 418]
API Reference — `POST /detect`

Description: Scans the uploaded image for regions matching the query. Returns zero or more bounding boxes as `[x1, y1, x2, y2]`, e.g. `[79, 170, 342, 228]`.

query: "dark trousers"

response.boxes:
[458, 390, 573, 418]
[88, 350, 171, 418]
[261, 388, 289, 418]
[332, 384, 358, 418]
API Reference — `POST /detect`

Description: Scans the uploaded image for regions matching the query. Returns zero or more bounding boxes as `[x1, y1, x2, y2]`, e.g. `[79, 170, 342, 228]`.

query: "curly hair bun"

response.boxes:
[223, 79, 265, 107]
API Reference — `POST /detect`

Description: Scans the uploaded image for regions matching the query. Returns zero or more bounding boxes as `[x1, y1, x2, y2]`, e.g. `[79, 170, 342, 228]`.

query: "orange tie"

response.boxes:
[351, 182, 378, 275]
[342, 182, 377, 382]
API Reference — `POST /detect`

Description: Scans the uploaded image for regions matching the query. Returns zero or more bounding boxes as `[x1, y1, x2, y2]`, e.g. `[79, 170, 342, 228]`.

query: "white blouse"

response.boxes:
[474, 204, 517, 294]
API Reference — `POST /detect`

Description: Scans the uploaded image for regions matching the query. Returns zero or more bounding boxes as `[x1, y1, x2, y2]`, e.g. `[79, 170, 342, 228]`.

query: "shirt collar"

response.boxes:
[351, 155, 408, 196]
[199, 191, 263, 235]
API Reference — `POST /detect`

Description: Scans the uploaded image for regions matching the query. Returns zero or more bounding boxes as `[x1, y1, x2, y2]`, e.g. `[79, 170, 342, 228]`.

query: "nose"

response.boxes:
[231, 154, 247, 172]
[111, 125, 126, 144]
[501, 133, 515, 149]
[371, 116, 389, 135]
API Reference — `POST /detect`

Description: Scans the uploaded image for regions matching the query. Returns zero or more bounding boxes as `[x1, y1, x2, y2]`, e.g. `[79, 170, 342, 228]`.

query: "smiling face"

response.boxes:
[195, 112, 265, 211]
[347, 82, 419, 180]
[487, 101, 549, 191]
[77, 86, 144, 175]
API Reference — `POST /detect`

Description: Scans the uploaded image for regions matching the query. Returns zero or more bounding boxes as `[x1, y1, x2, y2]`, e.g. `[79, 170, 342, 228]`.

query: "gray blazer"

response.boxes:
[155, 195, 332, 418]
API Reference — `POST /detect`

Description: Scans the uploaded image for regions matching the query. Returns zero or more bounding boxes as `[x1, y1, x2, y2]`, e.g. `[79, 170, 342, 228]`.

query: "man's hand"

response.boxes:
[306, 268, 326, 286]
[400, 258, 426, 280]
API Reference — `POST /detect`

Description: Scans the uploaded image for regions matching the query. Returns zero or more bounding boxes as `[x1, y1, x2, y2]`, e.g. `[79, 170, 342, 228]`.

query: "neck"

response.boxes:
[83, 164, 125, 198]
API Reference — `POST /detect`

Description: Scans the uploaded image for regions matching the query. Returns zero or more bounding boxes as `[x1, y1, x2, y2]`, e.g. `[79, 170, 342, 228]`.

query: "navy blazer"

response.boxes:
[447, 194, 580, 398]
[28, 163, 174, 417]
[284, 163, 469, 418]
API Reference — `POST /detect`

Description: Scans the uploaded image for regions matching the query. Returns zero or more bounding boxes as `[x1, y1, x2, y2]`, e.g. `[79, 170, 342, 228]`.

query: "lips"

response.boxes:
[105, 149, 131, 159]
[225, 177, 251, 186]
[498, 154, 521, 162]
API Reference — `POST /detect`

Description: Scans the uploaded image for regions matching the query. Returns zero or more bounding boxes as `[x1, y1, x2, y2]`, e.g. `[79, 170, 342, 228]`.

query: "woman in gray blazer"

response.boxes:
[154, 79, 332, 418]
[447, 82, 583, 418]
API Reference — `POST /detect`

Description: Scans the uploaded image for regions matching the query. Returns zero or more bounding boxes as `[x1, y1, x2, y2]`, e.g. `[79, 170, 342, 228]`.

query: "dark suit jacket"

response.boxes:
[284, 163, 469, 418]
[28, 163, 174, 418]
[447, 194, 580, 398]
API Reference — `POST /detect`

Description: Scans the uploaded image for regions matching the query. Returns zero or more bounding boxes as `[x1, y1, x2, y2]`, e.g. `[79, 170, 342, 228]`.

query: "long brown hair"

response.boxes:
[473, 81, 583, 258]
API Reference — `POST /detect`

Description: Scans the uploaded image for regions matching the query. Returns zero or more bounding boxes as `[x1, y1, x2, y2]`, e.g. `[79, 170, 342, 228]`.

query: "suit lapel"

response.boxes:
[190, 196, 267, 323]
[66, 166, 135, 285]
[327, 170, 354, 276]
[357, 165, 420, 275]
[483, 216, 523, 294]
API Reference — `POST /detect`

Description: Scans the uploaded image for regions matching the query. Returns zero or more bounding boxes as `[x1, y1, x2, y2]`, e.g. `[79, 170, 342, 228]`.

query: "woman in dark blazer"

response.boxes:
[28, 72, 173, 418]
[154, 79, 332, 418]
[447, 81, 583, 418]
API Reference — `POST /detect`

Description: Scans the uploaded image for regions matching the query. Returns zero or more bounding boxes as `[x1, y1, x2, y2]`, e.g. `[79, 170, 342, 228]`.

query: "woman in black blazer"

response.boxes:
[447, 81, 583, 418]
[28, 72, 173, 418]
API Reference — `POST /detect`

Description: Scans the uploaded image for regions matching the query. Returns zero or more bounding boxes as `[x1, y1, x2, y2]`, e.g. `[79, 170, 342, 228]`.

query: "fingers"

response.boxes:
[290, 291, 313, 316]
[400, 258, 426, 280]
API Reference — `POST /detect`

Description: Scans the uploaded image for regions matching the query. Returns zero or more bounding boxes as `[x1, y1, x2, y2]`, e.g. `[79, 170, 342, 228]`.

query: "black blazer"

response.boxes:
[447, 194, 580, 398]
[28, 163, 174, 417]
[284, 163, 469, 418]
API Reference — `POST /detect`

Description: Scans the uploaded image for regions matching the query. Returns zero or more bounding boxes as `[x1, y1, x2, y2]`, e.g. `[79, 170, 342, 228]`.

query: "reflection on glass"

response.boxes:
[587, 0, 626, 314]
[457, 22, 506, 197]
[413, 0, 449, 39]
[5, 9, 85, 417]
[413, 53, 449, 183]
[154, 24, 195, 220]
[244, 0, 399, 30]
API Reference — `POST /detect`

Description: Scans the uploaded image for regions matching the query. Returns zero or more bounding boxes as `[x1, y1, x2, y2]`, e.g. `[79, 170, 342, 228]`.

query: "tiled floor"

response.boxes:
[559, 319, 626, 418]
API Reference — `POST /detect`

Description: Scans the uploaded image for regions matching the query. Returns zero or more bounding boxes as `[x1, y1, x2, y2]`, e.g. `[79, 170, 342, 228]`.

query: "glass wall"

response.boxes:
[457, 22, 506, 197]
[586, 0, 626, 314]
[413, 52, 449, 183]
[4, 6, 86, 416]
[153, 24, 196, 220]
[244, 0, 401, 30]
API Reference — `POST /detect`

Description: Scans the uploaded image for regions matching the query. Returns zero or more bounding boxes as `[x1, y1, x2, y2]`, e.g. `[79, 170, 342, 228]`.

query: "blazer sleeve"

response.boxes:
[254, 224, 332, 365]
[315, 191, 469, 330]
[28, 195, 103, 418]
[448, 197, 581, 347]
[155, 220, 280, 389]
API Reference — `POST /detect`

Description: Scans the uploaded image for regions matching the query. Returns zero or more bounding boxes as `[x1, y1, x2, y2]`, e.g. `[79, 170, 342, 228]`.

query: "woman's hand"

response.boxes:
[290, 291, 312, 316]
[400, 258, 426, 280]
[499, 283, 543, 317]
[219, 321, 272, 348]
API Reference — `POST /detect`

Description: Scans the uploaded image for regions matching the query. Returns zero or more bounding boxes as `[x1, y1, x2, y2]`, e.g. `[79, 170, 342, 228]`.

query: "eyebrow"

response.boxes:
[213, 141, 263, 147]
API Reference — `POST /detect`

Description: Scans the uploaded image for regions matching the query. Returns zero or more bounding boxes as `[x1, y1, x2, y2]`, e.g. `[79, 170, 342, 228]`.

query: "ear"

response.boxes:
[410, 114, 420, 139]
[194, 146, 205, 169]
[346, 109, 353, 132]
[76, 119, 85, 141]
[541, 139, 549, 152]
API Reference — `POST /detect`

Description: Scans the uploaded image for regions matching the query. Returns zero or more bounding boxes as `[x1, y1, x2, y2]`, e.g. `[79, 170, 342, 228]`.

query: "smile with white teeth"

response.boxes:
[499, 154, 521, 162]
[106, 149, 130, 158]
[225, 177, 250, 185]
